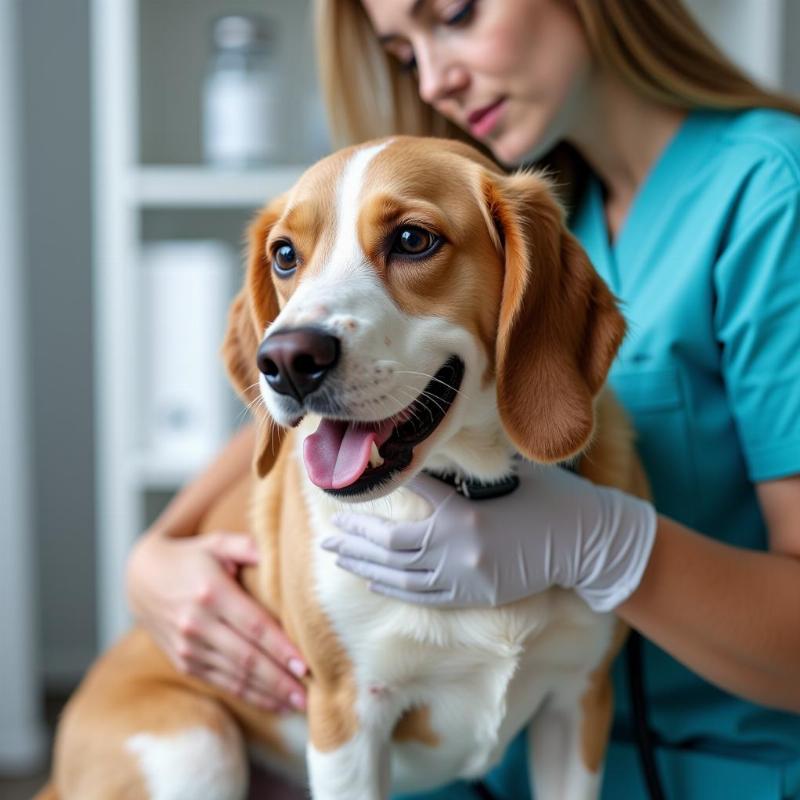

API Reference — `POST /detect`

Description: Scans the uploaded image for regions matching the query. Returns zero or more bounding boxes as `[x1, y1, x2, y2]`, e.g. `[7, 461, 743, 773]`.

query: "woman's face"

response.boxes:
[360, 0, 594, 165]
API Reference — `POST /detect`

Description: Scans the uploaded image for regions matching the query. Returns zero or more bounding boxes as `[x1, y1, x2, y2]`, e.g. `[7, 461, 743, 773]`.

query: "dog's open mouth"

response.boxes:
[302, 356, 464, 497]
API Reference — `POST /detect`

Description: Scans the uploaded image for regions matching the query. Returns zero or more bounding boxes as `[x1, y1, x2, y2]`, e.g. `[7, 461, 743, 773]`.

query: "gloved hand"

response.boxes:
[322, 461, 657, 613]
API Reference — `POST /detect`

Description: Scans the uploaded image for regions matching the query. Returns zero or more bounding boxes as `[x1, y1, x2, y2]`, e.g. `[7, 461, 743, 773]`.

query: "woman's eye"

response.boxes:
[389, 45, 417, 73]
[444, 0, 476, 26]
[399, 55, 418, 73]
[390, 226, 441, 258]
[272, 243, 298, 275]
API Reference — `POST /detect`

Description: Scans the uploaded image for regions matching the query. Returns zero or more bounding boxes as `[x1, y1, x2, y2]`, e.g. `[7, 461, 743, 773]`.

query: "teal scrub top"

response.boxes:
[396, 108, 800, 800]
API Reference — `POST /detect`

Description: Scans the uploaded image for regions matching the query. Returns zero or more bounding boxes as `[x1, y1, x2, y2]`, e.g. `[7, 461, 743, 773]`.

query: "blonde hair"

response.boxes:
[315, 0, 468, 146]
[314, 0, 800, 200]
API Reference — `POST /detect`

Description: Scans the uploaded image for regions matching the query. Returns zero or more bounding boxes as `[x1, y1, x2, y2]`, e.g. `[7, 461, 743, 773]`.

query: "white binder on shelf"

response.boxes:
[140, 239, 234, 473]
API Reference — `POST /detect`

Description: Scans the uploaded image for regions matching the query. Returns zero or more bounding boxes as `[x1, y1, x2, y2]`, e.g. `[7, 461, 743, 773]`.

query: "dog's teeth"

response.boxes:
[369, 442, 384, 468]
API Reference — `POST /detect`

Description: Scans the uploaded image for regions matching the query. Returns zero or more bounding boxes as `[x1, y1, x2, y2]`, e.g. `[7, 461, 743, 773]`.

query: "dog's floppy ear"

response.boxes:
[222, 198, 287, 478]
[480, 169, 625, 463]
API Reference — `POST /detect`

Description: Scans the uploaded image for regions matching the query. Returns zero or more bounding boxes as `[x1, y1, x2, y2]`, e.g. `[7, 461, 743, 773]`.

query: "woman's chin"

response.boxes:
[488, 124, 563, 167]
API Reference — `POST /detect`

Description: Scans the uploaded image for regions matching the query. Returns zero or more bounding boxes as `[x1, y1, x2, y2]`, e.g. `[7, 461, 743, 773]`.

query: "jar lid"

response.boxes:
[211, 14, 272, 52]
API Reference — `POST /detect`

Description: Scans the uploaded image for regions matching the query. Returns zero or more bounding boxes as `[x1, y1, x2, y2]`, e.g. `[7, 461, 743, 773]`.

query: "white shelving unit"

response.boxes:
[92, 0, 317, 648]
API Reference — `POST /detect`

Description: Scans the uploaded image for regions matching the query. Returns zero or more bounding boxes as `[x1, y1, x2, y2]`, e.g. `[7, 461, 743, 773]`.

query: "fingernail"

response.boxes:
[290, 691, 306, 711]
[288, 657, 307, 678]
[320, 537, 337, 550]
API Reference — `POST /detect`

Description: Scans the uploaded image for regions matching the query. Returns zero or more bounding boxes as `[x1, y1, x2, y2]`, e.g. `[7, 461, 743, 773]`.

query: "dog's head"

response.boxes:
[224, 137, 624, 500]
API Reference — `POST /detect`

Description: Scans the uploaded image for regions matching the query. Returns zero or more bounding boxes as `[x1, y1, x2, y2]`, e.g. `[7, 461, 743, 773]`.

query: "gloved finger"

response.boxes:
[405, 471, 463, 507]
[321, 534, 430, 569]
[331, 512, 429, 551]
[367, 582, 456, 607]
[335, 557, 439, 592]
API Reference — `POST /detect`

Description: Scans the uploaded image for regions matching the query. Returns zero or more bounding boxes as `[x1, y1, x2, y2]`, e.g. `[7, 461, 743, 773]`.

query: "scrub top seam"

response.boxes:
[718, 132, 800, 185]
[712, 182, 800, 270]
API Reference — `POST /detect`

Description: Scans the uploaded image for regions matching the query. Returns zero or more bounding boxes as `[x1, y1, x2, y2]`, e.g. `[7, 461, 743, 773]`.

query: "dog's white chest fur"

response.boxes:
[298, 452, 615, 794]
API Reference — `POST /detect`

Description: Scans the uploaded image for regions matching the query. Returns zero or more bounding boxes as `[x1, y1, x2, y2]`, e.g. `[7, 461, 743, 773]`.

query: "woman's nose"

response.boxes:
[416, 44, 469, 105]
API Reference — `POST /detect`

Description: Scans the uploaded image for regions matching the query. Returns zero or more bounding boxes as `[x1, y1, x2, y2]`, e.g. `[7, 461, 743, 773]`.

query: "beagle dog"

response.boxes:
[40, 136, 648, 800]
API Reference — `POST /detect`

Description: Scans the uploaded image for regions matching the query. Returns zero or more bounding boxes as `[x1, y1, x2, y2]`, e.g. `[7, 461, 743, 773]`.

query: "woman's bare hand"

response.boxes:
[126, 529, 307, 713]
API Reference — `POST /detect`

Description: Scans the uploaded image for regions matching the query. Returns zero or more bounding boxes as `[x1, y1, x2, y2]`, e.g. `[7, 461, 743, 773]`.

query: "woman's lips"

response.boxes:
[467, 97, 507, 138]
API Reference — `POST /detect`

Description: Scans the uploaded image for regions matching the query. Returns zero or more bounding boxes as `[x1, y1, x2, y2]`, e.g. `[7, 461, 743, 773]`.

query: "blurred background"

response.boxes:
[1, 0, 799, 795]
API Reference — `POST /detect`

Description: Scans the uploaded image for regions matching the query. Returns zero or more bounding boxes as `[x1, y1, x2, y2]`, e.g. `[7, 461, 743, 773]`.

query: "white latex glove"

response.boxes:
[322, 461, 657, 613]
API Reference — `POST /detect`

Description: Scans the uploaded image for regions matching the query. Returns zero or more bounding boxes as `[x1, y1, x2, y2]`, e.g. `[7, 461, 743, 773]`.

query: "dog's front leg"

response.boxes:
[526, 683, 610, 800]
[306, 684, 392, 800]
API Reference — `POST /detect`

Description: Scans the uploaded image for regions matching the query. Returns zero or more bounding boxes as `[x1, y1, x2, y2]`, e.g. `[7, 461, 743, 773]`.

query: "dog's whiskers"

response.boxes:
[390, 367, 472, 403]
[393, 387, 431, 426]
[237, 394, 264, 426]
[235, 385, 285, 458]
[416, 388, 450, 420]
[396, 383, 448, 423]
[233, 381, 264, 425]
[358, 392, 416, 433]
[266, 415, 282, 456]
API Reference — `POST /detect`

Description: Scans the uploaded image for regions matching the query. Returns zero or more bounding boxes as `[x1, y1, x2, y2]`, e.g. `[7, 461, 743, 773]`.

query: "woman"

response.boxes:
[127, 1, 800, 796]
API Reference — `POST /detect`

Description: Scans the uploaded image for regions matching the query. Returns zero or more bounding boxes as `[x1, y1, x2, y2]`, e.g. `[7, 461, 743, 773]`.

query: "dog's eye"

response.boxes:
[272, 243, 298, 276]
[390, 226, 440, 259]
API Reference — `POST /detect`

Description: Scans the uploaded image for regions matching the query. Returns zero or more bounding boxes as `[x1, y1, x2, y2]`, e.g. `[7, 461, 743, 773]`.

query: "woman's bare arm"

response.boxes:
[617, 475, 800, 711]
[150, 424, 256, 539]
[126, 425, 308, 712]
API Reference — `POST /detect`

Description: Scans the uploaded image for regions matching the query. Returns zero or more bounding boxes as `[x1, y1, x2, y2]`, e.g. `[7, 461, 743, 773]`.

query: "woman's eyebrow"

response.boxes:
[377, 0, 427, 44]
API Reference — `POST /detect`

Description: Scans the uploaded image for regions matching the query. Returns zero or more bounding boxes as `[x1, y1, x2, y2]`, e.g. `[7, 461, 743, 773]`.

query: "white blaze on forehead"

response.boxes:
[329, 140, 392, 278]
[275, 140, 393, 324]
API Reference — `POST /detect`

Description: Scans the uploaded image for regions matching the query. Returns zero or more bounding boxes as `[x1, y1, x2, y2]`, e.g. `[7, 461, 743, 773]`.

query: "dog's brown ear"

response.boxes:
[481, 169, 625, 463]
[222, 199, 287, 478]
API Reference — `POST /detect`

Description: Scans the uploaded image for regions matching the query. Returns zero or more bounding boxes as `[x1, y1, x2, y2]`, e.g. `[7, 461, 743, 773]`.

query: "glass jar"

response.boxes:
[202, 14, 278, 167]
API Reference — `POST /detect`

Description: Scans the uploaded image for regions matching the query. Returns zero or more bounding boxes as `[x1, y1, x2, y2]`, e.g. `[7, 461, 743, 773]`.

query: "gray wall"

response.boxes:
[21, 0, 96, 685]
[0, 0, 47, 770]
[786, 2, 800, 96]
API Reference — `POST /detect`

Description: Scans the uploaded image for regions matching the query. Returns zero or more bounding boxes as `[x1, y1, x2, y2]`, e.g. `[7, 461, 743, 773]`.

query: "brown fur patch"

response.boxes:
[392, 705, 441, 747]
[275, 450, 359, 752]
[579, 619, 629, 773]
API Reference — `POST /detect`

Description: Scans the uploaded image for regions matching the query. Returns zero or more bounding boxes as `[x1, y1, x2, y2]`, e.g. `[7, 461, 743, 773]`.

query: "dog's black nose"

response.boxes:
[257, 327, 340, 402]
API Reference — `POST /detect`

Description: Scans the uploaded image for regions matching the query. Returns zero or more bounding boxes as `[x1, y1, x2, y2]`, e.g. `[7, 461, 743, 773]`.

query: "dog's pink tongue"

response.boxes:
[304, 419, 394, 490]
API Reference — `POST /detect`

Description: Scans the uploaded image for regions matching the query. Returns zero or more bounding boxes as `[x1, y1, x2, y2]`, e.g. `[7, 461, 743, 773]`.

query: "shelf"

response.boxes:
[127, 164, 310, 208]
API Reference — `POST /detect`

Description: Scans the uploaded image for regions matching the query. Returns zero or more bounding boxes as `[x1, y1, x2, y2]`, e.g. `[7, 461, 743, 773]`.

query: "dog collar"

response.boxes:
[423, 470, 520, 500]
[424, 457, 580, 501]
